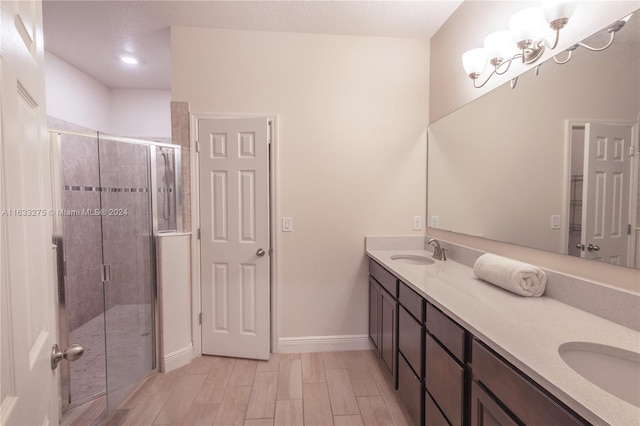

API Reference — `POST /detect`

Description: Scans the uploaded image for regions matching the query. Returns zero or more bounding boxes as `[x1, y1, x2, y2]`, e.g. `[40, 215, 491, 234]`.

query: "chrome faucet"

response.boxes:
[427, 238, 447, 261]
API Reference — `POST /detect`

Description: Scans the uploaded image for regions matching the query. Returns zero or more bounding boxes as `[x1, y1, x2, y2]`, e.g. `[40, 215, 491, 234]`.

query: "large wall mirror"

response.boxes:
[428, 8, 640, 269]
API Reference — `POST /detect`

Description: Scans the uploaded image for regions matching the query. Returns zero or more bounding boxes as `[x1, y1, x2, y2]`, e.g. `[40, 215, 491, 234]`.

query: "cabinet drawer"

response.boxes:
[426, 333, 464, 426]
[398, 353, 422, 426]
[399, 305, 423, 377]
[472, 340, 584, 426]
[425, 391, 450, 426]
[399, 281, 424, 321]
[369, 259, 397, 297]
[426, 303, 466, 363]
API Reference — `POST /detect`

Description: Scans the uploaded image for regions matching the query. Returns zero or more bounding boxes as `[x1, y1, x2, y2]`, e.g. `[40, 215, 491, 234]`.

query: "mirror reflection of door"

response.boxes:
[568, 122, 638, 267]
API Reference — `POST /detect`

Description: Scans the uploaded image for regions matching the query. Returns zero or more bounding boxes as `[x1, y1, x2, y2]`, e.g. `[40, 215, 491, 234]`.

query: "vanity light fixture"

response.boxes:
[462, 0, 577, 88]
[553, 13, 632, 64]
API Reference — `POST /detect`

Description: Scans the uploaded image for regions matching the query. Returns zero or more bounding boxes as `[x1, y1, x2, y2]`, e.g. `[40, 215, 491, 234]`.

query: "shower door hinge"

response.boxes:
[101, 264, 111, 282]
[198, 312, 202, 325]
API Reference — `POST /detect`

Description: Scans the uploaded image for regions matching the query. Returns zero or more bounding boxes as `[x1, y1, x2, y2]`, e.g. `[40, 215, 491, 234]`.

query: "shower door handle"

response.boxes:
[51, 344, 84, 370]
[101, 264, 111, 282]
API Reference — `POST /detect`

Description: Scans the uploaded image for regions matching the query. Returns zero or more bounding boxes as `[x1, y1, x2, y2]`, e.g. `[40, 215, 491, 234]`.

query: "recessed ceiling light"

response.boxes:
[120, 56, 139, 65]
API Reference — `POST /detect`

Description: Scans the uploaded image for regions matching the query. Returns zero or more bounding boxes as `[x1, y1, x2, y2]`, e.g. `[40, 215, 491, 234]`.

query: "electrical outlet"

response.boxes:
[413, 216, 422, 231]
[430, 216, 440, 228]
[282, 217, 293, 232]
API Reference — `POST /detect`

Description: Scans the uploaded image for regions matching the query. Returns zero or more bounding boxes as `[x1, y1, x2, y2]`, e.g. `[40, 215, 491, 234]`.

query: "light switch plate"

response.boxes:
[413, 216, 422, 230]
[551, 215, 560, 230]
[282, 217, 293, 232]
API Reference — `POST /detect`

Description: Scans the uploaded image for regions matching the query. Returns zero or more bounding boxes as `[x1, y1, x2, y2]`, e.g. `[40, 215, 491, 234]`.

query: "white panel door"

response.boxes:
[582, 123, 633, 265]
[1, 1, 59, 424]
[199, 117, 270, 360]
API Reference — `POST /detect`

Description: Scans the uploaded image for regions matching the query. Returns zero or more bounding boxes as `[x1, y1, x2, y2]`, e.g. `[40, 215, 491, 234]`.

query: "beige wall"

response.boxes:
[171, 28, 428, 339]
[429, 1, 640, 292]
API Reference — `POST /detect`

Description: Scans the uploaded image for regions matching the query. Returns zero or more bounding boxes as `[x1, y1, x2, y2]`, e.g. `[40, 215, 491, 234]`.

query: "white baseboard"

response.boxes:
[161, 344, 193, 373]
[278, 334, 374, 354]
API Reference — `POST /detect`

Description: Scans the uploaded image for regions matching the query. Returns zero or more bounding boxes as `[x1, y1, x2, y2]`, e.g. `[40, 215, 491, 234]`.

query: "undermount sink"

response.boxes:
[559, 342, 640, 407]
[390, 254, 435, 266]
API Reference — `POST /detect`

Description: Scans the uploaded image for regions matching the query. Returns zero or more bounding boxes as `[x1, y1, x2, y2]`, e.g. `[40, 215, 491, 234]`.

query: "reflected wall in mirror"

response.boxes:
[428, 9, 640, 269]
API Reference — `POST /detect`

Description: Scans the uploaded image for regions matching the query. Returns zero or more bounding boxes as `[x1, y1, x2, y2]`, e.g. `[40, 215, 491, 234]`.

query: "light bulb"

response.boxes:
[483, 31, 515, 66]
[510, 8, 544, 48]
[462, 48, 487, 78]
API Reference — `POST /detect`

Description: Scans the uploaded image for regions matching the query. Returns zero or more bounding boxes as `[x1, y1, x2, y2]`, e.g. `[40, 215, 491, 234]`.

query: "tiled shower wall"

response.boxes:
[59, 133, 104, 331]
[98, 139, 153, 311]
[50, 115, 155, 331]
[171, 101, 191, 232]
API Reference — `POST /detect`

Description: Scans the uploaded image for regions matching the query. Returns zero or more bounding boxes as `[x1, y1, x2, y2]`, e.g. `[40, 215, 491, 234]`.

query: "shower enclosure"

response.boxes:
[50, 128, 181, 418]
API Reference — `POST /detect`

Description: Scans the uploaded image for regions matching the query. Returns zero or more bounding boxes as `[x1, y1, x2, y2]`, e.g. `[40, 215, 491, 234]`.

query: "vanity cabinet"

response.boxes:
[369, 259, 397, 379]
[367, 255, 594, 426]
[471, 339, 585, 426]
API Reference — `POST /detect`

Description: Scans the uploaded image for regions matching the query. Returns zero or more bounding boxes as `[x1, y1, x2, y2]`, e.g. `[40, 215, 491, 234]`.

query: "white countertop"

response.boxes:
[366, 248, 640, 426]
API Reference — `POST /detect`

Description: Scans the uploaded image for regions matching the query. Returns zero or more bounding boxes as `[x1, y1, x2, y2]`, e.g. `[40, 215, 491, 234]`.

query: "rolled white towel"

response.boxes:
[473, 254, 547, 297]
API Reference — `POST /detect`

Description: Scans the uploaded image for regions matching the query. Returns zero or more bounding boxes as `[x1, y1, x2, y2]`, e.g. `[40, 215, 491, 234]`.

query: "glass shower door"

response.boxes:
[55, 131, 107, 410]
[98, 135, 154, 412]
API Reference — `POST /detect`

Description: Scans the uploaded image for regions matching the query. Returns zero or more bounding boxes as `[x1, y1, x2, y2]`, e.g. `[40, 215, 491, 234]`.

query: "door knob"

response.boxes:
[256, 248, 266, 257]
[575, 244, 584, 250]
[587, 244, 600, 252]
[51, 344, 84, 370]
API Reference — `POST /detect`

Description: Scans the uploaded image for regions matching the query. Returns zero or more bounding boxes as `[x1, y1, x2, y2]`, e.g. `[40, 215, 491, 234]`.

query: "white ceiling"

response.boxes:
[42, 0, 462, 90]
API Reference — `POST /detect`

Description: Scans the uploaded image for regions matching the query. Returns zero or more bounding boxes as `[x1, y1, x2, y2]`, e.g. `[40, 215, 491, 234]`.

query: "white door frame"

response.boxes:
[190, 112, 279, 356]
[564, 119, 639, 266]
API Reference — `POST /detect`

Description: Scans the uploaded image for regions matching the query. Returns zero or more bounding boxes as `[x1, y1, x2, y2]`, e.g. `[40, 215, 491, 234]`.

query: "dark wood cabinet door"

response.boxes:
[380, 287, 396, 378]
[471, 382, 518, 426]
[369, 278, 380, 350]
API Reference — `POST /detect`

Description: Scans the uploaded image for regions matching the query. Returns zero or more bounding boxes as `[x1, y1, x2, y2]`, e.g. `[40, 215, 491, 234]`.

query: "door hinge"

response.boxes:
[197, 228, 201, 240]
[196, 140, 200, 153]
[63, 260, 67, 277]
[629, 224, 633, 235]
[198, 312, 202, 324]
[268, 120, 273, 145]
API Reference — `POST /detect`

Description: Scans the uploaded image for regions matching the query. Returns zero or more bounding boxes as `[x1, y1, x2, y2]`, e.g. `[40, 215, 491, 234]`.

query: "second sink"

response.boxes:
[559, 342, 640, 407]
[390, 254, 435, 266]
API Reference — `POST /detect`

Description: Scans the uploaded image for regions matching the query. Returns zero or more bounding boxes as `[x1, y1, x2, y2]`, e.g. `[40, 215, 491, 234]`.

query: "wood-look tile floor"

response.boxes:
[101, 350, 412, 426]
